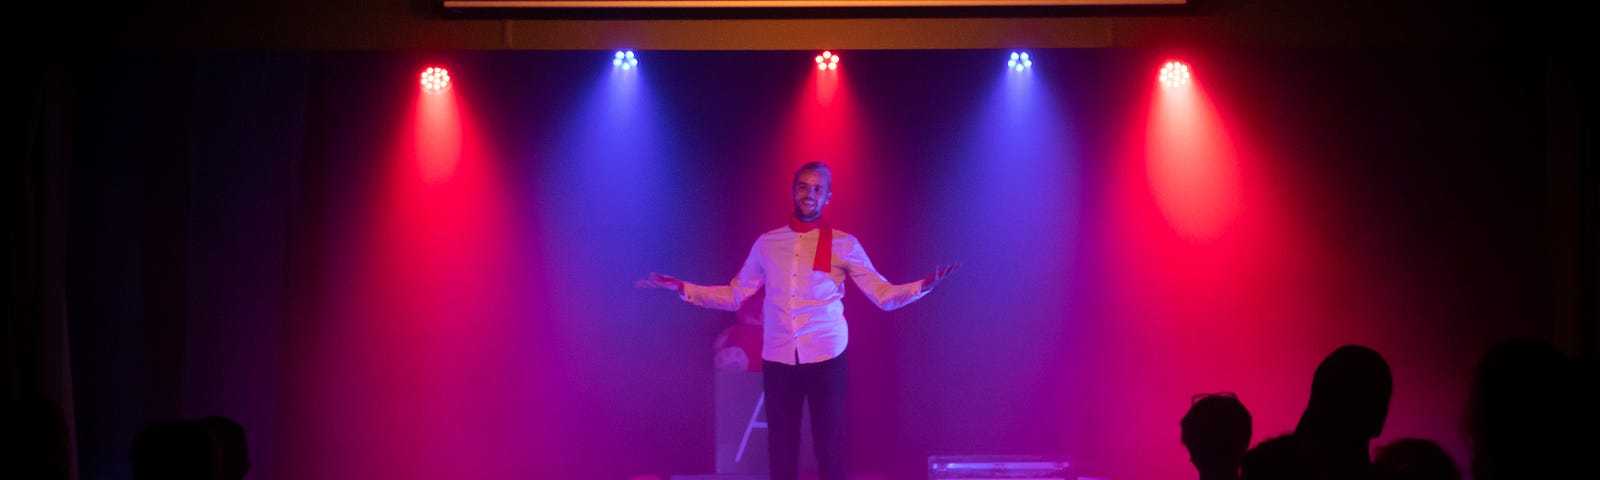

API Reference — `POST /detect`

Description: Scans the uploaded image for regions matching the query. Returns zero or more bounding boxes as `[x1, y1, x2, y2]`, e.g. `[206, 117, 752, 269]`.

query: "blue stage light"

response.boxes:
[613, 51, 638, 70]
[1008, 52, 1033, 72]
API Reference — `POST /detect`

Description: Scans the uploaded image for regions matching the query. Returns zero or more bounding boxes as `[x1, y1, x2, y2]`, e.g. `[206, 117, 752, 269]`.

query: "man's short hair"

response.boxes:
[794, 162, 833, 187]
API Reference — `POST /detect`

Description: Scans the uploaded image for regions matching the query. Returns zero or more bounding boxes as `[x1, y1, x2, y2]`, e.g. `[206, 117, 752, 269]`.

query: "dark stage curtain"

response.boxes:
[5, 61, 78, 480]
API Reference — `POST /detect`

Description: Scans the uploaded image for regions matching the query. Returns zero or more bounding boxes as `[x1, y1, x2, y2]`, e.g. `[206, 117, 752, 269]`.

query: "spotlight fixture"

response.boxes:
[815, 51, 840, 71]
[1159, 61, 1191, 88]
[420, 67, 451, 94]
[1008, 52, 1033, 71]
[613, 50, 638, 70]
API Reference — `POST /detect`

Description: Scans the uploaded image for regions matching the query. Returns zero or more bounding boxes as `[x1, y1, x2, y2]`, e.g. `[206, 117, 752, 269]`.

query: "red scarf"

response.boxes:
[788, 216, 832, 273]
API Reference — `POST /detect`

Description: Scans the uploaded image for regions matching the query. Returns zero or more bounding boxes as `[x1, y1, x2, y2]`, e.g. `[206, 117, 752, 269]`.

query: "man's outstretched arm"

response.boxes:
[917, 262, 961, 294]
[840, 235, 960, 311]
[636, 241, 765, 311]
[635, 272, 687, 294]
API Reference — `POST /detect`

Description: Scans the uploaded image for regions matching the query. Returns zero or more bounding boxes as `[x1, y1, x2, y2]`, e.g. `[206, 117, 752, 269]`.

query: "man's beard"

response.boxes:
[794, 205, 821, 221]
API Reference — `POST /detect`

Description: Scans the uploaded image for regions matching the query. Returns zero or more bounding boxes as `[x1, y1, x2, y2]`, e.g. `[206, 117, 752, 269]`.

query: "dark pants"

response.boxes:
[763, 350, 848, 480]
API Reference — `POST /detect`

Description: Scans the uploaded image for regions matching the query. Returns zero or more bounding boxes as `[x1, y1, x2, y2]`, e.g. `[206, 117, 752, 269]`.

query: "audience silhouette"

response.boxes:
[132, 419, 221, 480]
[1240, 434, 1305, 480]
[1294, 344, 1392, 480]
[1373, 437, 1460, 480]
[1182, 392, 1252, 480]
[131, 415, 250, 480]
[1227, 339, 1595, 480]
[199, 416, 250, 480]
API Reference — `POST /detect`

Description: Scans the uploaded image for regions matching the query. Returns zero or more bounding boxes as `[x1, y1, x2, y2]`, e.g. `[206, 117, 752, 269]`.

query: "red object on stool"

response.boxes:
[714, 289, 766, 372]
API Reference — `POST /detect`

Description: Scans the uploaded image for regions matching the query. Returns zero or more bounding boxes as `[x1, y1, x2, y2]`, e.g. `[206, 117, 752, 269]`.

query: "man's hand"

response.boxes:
[919, 263, 961, 293]
[636, 272, 685, 294]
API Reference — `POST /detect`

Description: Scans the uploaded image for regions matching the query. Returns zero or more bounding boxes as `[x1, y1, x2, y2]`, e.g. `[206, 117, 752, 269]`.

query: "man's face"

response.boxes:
[792, 170, 831, 221]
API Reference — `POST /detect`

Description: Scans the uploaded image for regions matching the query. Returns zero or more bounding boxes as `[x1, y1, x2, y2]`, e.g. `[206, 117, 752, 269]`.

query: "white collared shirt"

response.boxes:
[682, 225, 928, 365]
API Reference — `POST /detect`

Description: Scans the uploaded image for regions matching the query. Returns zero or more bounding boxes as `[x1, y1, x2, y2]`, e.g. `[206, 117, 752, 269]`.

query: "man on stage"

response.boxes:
[638, 161, 959, 480]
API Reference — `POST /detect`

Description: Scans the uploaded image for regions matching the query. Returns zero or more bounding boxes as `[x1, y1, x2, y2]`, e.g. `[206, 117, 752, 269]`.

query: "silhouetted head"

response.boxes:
[1374, 438, 1461, 480]
[1182, 392, 1252, 479]
[1240, 434, 1305, 480]
[1465, 338, 1572, 480]
[199, 416, 249, 480]
[1297, 345, 1392, 441]
[131, 420, 221, 480]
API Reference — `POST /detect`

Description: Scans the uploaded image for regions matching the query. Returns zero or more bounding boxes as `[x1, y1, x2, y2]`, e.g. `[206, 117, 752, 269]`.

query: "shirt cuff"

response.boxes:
[909, 280, 931, 301]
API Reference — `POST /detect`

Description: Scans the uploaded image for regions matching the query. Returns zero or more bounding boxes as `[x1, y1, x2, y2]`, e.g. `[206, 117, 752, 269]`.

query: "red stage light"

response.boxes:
[1159, 61, 1191, 88]
[815, 51, 840, 71]
[421, 67, 451, 94]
